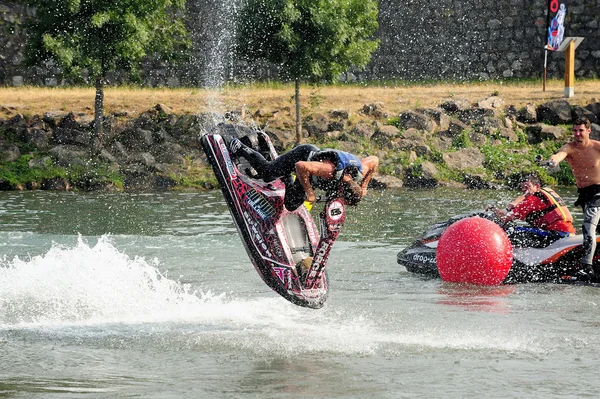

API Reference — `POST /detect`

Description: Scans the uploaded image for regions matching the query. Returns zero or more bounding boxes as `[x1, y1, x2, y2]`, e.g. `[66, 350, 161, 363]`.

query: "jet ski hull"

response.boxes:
[397, 211, 599, 284]
[201, 124, 342, 308]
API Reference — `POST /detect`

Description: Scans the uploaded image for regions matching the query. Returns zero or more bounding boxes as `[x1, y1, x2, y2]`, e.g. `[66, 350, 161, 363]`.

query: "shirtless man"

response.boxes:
[548, 117, 600, 278]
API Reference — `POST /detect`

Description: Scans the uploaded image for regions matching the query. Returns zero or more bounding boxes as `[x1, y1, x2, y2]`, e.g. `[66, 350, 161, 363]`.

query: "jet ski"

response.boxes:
[397, 211, 600, 284]
[201, 124, 345, 308]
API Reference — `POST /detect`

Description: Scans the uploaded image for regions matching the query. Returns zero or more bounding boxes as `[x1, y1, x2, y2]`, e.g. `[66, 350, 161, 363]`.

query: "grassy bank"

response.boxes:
[1, 79, 598, 121]
[1, 80, 597, 191]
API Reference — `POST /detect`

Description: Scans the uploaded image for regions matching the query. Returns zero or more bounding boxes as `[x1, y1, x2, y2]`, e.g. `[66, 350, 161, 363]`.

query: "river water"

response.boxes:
[1, 187, 599, 398]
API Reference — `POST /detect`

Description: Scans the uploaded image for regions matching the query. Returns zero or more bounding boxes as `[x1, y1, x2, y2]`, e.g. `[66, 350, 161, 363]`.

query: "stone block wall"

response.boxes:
[0, 0, 598, 86]
[366, 0, 600, 81]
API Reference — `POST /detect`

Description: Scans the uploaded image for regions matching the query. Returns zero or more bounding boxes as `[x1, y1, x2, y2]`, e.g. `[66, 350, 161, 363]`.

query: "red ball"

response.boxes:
[437, 217, 513, 285]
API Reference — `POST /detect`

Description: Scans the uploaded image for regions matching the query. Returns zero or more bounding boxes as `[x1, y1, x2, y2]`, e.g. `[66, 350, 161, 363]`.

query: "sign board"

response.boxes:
[556, 36, 584, 52]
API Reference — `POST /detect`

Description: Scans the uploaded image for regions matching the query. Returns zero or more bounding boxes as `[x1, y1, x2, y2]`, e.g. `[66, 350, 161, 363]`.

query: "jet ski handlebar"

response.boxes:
[535, 154, 556, 167]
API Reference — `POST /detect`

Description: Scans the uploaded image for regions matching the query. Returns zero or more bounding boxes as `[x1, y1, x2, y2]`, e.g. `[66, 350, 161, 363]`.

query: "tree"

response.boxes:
[236, 0, 379, 143]
[22, 0, 190, 150]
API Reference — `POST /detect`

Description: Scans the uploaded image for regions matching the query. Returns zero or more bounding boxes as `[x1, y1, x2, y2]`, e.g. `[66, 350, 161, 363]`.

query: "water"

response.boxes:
[1, 187, 599, 398]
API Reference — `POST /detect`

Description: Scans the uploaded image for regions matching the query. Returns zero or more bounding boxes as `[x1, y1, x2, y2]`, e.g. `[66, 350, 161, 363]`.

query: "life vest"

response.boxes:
[308, 149, 363, 193]
[524, 187, 573, 229]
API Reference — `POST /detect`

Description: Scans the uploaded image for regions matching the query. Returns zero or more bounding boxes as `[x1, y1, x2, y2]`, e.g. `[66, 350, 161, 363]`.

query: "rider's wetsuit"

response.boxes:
[574, 184, 600, 268]
[232, 141, 362, 211]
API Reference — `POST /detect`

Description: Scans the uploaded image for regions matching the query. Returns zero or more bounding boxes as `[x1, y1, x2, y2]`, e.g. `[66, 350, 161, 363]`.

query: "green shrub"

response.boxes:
[451, 130, 472, 149]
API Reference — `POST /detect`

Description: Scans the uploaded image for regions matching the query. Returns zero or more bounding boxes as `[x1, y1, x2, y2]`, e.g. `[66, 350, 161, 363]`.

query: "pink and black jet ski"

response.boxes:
[201, 124, 346, 308]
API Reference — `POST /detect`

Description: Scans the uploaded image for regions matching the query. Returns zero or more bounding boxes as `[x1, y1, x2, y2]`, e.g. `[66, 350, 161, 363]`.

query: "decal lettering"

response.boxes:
[412, 253, 436, 265]
[327, 200, 344, 221]
[220, 142, 237, 178]
[246, 189, 276, 219]
[243, 211, 273, 258]
[273, 267, 289, 286]
[311, 240, 330, 271]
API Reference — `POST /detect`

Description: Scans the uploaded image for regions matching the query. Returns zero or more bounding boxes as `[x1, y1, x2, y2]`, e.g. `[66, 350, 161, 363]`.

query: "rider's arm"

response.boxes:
[359, 156, 379, 196]
[295, 161, 335, 204]
[507, 195, 525, 210]
[548, 144, 571, 167]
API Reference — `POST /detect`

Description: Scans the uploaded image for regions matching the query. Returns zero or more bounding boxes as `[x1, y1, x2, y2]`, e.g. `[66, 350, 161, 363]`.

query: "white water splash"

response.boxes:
[0, 236, 219, 326]
[0, 235, 544, 356]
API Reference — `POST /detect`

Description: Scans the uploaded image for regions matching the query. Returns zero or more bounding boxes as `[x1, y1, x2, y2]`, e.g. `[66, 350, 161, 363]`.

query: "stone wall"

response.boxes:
[368, 0, 600, 81]
[0, 0, 598, 86]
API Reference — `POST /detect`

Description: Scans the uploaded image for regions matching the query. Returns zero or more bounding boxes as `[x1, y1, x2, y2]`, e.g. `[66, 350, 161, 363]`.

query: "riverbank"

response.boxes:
[1, 80, 598, 120]
[1, 82, 599, 191]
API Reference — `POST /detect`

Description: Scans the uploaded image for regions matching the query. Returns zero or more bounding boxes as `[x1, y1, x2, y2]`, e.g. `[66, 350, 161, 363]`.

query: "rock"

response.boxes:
[329, 109, 349, 119]
[1, 145, 21, 162]
[477, 96, 504, 110]
[469, 132, 488, 146]
[536, 100, 572, 125]
[360, 103, 386, 118]
[591, 123, 600, 141]
[572, 105, 598, 124]
[585, 102, 600, 119]
[48, 145, 87, 167]
[397, 110, 437, 133]
[24, 128, 52, 150]
[328, 121, 345, 131]
[495, 127, 518, 142]
[119, 128, 154, 151]
[0, 179, 14, 191]
[129, 152, 157, 170]
[264, 127, 296, 150]
[4, 114, 27, 128]
[442, 147, 485, 170]
[463, 174, 499, 189]
[517, 104, 537, 123]
[53, 127, 93, 146]
[429, 135, 453, 151]
[525, 123, 566, 144]
[458, 107, 495, 125]
[417, 108, 450, 131]
[447, 120, 470, 137]
[378, 124, 400, 137]
[57, 112, 92, 131]
[371, 174, 403, 188]
[351, 123, 376, 139]
[41, 177, 71, 191]
[403, 162, 439, 188]
[440, 98, 471, 114]
[304, 113, 329, 138]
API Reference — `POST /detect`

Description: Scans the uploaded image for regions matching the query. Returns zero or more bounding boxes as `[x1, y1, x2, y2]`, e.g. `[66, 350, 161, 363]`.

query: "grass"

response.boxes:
[0, 79, 598, 121]
[1, 79, 596, 190]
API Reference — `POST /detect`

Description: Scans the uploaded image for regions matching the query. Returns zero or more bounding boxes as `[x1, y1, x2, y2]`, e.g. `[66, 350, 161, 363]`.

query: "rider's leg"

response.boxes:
[231, 140, 319, 182]
[284, 180, 307, 211]
[580, 203, 600, 274]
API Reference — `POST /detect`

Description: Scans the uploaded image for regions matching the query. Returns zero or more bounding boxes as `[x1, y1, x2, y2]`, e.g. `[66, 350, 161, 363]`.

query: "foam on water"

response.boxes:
[0, 235, 211, 326]
[0, 235, 545, 357]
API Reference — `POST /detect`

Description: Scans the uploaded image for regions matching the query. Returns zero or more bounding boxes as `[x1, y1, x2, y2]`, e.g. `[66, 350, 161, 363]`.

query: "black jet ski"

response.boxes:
[201, 124, 346, 308]
[397, 211, 600, 284]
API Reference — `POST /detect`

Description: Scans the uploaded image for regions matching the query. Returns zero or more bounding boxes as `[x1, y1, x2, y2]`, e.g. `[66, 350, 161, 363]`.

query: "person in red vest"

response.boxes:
[491, 173, 575, 247]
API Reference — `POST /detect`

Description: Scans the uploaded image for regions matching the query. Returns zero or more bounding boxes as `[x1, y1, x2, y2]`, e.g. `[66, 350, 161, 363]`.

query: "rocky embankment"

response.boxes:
[1, 98, 600, 192]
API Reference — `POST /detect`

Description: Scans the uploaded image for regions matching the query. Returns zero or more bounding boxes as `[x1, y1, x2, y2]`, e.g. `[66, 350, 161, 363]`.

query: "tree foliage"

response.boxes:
[236, 0, 379, 83]
[22, 0, 190, 148]
[23, 0, 190, 82]
[236, 0, 378, 142]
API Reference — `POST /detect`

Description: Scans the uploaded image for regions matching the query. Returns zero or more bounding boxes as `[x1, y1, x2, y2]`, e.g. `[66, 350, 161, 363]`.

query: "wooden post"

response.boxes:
[557, 37, 584, 98]
[564, 40, 575, 98]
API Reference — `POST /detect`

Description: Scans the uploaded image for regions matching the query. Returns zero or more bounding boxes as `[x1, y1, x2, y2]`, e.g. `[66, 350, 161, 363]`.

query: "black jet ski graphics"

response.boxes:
[201, 124, 345, 308]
